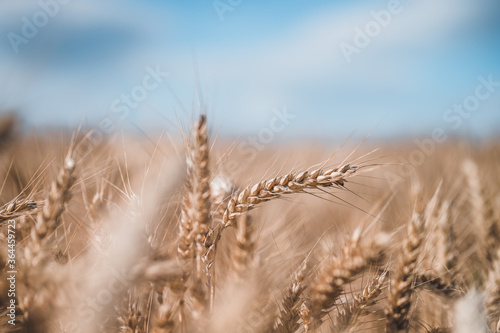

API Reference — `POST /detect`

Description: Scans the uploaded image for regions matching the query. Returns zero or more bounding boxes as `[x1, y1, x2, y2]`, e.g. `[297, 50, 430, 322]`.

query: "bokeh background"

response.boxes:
[0, 0, 499, 140]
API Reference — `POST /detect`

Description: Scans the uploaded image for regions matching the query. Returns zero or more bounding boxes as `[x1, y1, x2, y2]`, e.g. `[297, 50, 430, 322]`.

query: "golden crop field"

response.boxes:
[0, 113, 499, 333]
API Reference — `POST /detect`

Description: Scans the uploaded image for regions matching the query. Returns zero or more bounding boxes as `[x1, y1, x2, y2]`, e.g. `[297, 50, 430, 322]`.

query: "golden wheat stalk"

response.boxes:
[19, 150, 76, 332]
[305, 228, 387, 331]
[333, 271, 387, 332]
[462, 159, 500, 270]
[271, 261, 308, 333]
[222, 163, 358, 227]
[232, 214, 255, 279]
[435, 201, 459, 279]
[170, 115, 213, 325]
[386, 214, 425, 333]
[177, 115, 212, 265]
[24, 152, 76, 267]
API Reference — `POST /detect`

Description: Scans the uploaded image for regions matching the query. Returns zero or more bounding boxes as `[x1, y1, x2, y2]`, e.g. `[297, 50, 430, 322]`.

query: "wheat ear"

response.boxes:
[463, 160, 500, 278]
[177, 115, 212, 263]
[435, 201, 459, 279]
[20, 151, 76, 331]
[174, 115, 213, 322]
[305, 228, 387, 331]
[232, 214, 255, 279]
[386, 214, 425, 333]
[271, 260, 308, 333]
[222, 164, 358, 227]
[24, 151, 76, 267]
[334, 271, 387, 332]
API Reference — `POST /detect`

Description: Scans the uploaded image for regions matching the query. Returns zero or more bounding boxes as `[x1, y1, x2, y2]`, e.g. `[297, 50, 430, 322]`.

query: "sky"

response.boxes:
[0, 0, 499, 140]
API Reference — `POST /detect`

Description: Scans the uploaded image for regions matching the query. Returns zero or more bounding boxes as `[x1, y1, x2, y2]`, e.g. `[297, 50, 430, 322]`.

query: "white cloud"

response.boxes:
[157, 0, 493, 132]
[195, 0, 479, 85]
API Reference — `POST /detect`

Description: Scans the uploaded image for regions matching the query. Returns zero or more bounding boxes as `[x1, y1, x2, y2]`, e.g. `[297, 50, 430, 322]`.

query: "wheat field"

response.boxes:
[0, 113, 499, 333]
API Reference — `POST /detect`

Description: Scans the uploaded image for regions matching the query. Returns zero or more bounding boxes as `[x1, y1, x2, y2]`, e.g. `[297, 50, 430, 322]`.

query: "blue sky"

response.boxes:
[0, 0, 499, 140]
